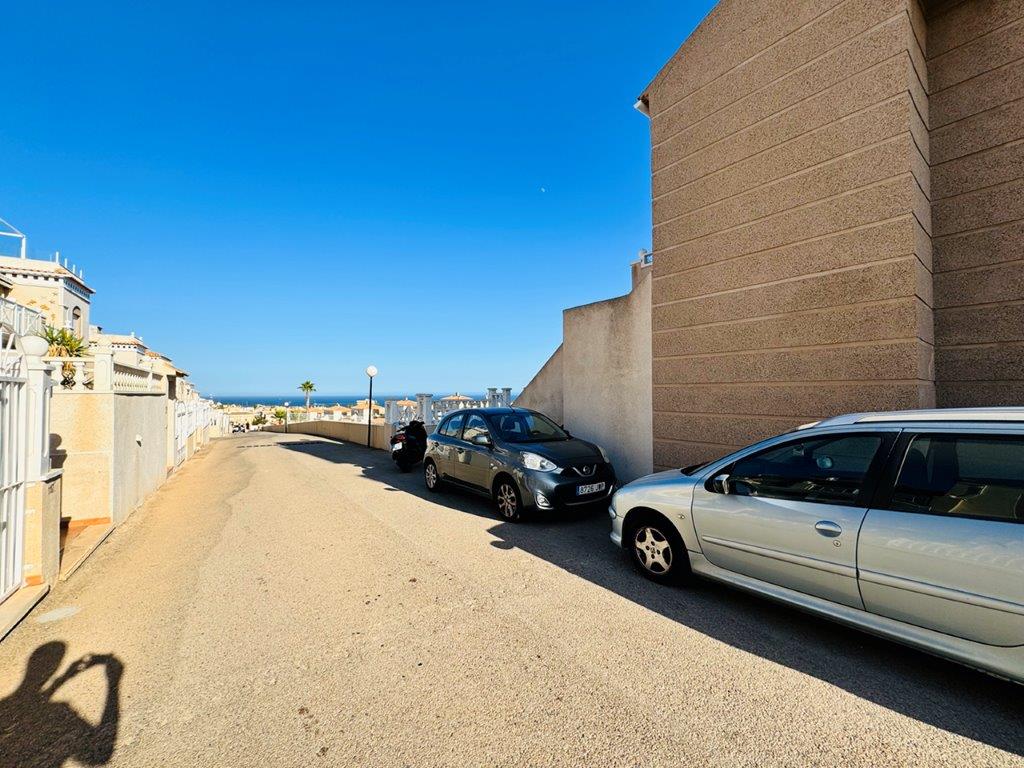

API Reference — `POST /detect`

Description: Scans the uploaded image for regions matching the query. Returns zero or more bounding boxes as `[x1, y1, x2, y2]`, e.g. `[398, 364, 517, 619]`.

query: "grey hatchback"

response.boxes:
[423, 407, 616, 521]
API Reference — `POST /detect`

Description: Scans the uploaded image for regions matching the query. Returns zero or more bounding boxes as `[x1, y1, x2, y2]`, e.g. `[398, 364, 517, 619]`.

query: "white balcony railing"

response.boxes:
[0, 297, 45, 338]
[113, 361, 162, 393]
[43, 350, 165, 395]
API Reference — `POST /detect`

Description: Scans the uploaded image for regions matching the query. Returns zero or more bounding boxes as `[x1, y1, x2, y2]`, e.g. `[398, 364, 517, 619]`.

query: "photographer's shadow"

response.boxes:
[0, 641, 123, 767]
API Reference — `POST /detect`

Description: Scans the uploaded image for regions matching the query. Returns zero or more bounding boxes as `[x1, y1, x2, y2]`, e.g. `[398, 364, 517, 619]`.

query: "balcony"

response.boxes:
[0, 297, 45, 338]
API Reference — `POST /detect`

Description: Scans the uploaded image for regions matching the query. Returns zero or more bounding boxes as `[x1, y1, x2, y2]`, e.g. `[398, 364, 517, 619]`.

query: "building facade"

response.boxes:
[639, 0, 1024, 470]
[0, 255, 93, 340]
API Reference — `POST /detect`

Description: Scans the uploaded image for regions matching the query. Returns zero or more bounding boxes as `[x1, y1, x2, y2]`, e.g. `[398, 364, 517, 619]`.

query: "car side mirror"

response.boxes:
[471, 434, 493, 448]
[711, 473, 731, 494]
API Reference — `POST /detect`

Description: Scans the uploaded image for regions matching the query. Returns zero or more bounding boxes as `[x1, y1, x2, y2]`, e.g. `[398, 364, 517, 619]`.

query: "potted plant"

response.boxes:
[43, 325, 90, 388]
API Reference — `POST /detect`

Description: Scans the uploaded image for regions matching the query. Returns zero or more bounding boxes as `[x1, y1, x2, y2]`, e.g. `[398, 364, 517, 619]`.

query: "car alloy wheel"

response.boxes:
[425, 462, 439, 490]
[633, 525, 673, 575]
[496, 482, 519, 520]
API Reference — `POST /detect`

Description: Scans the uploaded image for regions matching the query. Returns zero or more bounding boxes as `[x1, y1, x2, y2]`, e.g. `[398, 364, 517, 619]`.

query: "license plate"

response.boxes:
[392, 443, 403, 453]
[577, 482, 605, 496]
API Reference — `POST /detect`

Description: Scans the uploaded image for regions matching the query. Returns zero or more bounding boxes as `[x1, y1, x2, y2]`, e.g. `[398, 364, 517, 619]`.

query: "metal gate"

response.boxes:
[0, 339, 27, 604]
[175, 400, 189, 466]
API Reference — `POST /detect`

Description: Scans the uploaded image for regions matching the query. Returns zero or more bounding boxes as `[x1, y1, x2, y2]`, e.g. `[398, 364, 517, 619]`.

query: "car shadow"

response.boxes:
[276, 435, 1024, 756]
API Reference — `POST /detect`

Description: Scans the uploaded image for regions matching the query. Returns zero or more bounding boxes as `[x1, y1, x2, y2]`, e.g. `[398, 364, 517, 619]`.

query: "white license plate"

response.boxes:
[577, 482, 605, 496]
[392, 443, 403, 453]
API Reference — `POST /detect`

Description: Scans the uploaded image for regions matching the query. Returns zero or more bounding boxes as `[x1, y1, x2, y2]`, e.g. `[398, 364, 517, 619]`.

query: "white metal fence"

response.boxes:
[174, 398, 217, 466]
[0, 340, 27, 603]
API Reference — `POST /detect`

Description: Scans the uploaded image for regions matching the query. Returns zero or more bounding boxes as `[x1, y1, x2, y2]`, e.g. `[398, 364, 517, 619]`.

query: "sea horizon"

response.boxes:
[208, 393, 499, 408]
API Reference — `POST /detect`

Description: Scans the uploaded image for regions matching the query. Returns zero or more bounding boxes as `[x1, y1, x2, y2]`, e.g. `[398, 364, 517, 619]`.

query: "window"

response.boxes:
[486, 411, 568, 443]
[889, 434, 1024, 522]
[463, 414, 489, 443]
[439, 413, 465, 438]
[726, 433, 884, 506]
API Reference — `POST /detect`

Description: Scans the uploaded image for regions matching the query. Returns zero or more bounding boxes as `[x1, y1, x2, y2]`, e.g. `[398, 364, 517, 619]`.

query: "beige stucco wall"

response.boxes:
[22, 472, 63, 586]
[4, 280, 90, 339]
[50, 393, 114, 522]
[645, 0, 935, 469]
[514, 345, 564, 425]
[516, 268, 654, 483]
[927, 0, 1024, 405]
[266, 420, 394, 450]
[6, 282, 64, 330]
[562, 273, 653, 482]
[50, 392, 169, 524]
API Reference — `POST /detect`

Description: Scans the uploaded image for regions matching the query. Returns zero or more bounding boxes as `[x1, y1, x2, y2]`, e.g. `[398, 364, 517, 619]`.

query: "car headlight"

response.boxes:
[521, 452, 558, 472]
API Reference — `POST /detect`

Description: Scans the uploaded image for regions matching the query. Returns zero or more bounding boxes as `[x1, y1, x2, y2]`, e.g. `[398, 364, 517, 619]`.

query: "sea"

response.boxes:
[207, 394, 491, 408]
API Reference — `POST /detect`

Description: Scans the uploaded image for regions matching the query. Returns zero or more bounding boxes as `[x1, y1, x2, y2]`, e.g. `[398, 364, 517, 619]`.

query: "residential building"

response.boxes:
[519, 0, 1024, 476]
[0, 222, 226, 637]
[0, 255, 93, 340]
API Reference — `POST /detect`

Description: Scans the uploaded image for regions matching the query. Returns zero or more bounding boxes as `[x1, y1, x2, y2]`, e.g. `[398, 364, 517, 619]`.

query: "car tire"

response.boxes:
[424, 460, 443, 492]
[493, 477, 524, 523]
[626, 513, 691, 585]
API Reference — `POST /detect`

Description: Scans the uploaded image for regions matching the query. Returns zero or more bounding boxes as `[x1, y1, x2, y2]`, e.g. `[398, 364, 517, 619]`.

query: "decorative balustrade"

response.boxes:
[42, 357, 95, 391]
[42, 351, 164, 394]
[0, 297, 45, 339]
[113, 361, 163, 393]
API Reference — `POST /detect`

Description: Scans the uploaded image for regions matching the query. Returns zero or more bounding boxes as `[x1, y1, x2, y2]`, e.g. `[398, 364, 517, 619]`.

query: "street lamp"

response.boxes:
[283, 401, 290, 434]
[365, 365, 377, 447]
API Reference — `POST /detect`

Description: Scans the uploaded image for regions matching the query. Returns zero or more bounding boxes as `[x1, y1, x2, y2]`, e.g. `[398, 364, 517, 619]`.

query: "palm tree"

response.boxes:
[299, 380, 316, 412]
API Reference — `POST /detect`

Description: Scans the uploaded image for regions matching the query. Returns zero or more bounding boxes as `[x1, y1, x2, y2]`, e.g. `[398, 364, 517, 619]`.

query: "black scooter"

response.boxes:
[390, 420, 427, 472]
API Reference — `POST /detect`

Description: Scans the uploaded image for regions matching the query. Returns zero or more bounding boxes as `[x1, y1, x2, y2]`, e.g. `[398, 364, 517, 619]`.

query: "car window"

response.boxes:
[439, 413, 465, 438]
[726, 433, 884, 506]
[463, 414, 489, 442]
[486, 411, 568, 443]
[889, 434, 1024, 522]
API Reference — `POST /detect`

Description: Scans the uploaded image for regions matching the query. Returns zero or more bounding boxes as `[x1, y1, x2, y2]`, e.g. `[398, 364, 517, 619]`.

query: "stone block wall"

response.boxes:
[644, 0, 1023, 470]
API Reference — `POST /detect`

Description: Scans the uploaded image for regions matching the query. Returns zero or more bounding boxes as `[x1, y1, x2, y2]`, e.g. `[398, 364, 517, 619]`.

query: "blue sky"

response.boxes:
[1, 1, 714, 396]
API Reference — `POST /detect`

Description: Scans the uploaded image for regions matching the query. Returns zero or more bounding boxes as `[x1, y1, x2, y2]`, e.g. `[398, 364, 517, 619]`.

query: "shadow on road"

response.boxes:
[0, 641, 123, 768]
[277, 435, 1024, 757]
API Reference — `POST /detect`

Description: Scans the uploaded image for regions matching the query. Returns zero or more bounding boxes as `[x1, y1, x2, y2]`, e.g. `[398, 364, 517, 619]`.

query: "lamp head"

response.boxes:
[365, 365, 378, 378]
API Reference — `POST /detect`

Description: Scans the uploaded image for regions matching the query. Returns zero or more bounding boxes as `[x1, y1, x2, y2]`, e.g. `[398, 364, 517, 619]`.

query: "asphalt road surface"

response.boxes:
[1, 433, 1021, 767]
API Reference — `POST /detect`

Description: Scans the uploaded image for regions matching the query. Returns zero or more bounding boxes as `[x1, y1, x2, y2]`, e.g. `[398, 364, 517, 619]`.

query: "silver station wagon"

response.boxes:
[609, 408, 1024, 683]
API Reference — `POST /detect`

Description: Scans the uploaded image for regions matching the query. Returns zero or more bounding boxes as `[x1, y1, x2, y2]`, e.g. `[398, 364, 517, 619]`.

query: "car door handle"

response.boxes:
[814, 521, 843, 538]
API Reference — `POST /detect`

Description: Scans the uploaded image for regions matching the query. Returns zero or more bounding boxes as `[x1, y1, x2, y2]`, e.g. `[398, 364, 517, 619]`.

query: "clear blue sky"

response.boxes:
[2, 1, 714, 396]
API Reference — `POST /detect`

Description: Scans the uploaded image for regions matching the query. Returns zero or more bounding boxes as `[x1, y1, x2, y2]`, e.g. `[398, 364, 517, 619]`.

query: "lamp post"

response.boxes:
[365, 365, 377, 447]
[283, 401, 290, 434]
